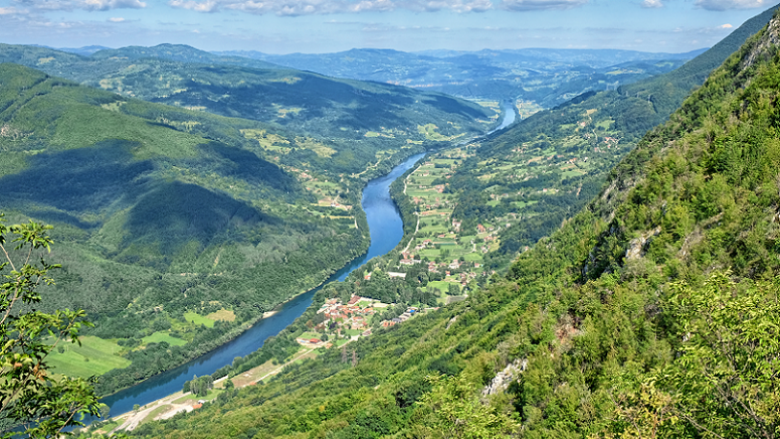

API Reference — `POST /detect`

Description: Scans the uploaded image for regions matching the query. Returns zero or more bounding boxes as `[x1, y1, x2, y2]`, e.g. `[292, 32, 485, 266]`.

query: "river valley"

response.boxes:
[95, 101, 517, 423]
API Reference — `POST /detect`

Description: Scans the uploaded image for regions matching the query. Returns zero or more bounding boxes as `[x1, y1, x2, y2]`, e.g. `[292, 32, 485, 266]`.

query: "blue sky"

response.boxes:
[0, 0, 771, 53]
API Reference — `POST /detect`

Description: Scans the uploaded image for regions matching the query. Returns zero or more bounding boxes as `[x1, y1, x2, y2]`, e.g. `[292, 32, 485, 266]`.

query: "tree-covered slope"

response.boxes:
[126, 10, 780, 439]
[445, 2, 780, 270]
[91, 43, 282, 70]
[0, 43, 496, 152]
[0, 63, 381, 395]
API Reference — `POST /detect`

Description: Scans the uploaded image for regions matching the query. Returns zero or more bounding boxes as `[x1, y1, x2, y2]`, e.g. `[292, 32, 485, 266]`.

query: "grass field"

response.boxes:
[48, 336, 131, 378]
[183, 312, 215, 328]
[299, 331, 322, 340]
[206, 309, 236, 322]
[142, 331, 187, 347]
[427, 281, 452, 292]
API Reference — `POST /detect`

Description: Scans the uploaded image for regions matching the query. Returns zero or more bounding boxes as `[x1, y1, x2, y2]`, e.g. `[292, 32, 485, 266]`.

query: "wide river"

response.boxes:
[99, 101, 516, 418]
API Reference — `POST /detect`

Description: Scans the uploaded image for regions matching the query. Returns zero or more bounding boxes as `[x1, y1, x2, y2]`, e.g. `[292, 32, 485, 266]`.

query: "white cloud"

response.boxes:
[417, 0, 492, 12]
[500, 0, 587, 11]
[695, 0, 771, 10]
[169, 0, 494, 14]
[641, 0, 663, 8]
[348, 0, 397, 12]
[82, 0, 146, 10]
[0, 6, 26, 13]
[719, 23, 733, 28]
[168, 0, 220, 11]
[13, 0, 145, 11]
[108, 16, 125, 21]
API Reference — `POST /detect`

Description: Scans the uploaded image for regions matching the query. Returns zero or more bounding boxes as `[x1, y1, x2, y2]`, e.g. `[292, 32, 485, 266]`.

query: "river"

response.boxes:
[97, 101, 516, 419]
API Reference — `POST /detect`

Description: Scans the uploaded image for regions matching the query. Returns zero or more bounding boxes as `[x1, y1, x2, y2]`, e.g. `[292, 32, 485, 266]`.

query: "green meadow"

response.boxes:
[48, 336, 131, 378]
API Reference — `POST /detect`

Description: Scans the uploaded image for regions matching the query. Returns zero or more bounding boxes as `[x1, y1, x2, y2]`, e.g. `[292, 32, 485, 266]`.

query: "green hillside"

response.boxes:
[0, 62, 408, 395]
[124, 9, 780, 439]
[444, 3, 780, 270]
[91, 43, 282, 69]
[0, 43, 496, 157]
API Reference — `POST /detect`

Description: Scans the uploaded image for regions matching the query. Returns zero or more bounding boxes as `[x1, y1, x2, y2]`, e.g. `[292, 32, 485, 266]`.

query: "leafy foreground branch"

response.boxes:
[0, 214, 101, 438]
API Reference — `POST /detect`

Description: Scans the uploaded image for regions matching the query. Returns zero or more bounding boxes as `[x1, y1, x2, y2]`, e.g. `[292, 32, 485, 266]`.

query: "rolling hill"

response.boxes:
[0, 42, 496, 162]
[443, 2, 780, 270]
[0, 35, 503, 394]
[219, 47, 705, 106]
[126, 8, 780, 438]
[0, 60, 465, 395]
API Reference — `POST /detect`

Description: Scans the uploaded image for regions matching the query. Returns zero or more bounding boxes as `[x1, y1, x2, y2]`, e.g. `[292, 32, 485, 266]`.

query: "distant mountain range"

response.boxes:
[215, 47, 708, 106]
[0, 42, 493, 154]
[44, 44, 707, 108]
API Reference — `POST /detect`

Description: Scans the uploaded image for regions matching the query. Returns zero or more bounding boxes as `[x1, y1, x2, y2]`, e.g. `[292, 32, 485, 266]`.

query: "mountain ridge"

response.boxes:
[124, 6, 780, 439]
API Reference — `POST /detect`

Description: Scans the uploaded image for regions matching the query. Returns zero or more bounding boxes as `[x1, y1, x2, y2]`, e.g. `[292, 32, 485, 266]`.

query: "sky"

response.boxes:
[0, 0, 773, 54]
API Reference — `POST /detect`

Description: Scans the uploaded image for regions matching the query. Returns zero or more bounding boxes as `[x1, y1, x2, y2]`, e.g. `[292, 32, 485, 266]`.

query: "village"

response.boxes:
[294, 295, 435, 349]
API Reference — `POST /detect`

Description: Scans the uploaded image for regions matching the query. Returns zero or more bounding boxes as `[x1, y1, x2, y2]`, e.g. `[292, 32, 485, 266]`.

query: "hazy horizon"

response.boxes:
[0, 0, 772, 54]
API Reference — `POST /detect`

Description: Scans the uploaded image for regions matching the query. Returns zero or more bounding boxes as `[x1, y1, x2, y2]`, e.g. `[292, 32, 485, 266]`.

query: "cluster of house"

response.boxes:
[414, 239, 434, 252]
[380, 306, 439, 328]
[412, 196, 450, 210]
[317, 296, 377, 331]
[294, 296, 387, 347]
[458, 271, 479, 285]
[381, 308, 418, 328]
[452, 220, 462, 232]
[398, 249, 463, 275]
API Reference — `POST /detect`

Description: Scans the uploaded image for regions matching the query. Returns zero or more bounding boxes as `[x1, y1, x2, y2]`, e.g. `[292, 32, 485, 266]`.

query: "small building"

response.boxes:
[310, 338, 321, 344]
[388, 272, 407, 279]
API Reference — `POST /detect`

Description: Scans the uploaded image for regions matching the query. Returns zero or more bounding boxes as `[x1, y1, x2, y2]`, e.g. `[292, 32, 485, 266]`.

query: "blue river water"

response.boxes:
[97, 101, 516, 420]
[98, 153, 426, 418]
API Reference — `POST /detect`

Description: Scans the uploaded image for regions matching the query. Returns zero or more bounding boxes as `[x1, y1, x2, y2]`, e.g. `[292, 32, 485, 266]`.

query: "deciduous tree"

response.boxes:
[0, 214, 101, 437]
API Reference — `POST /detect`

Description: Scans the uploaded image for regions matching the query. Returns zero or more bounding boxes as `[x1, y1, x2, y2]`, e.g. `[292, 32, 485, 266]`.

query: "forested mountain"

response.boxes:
[0, 43, 495, 395]
[0, 62, 370, 394]
[219, 47, 704, 106]
[91, 44, 282, 69]
[0, 43, 494, 153]
[445, 2, 780, 269]
[126, 9, 780, 438]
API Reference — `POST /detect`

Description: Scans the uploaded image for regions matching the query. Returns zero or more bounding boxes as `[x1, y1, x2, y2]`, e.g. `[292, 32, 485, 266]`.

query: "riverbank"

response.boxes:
[88, 346, 320, 435]
[79, 104, 513, 426]
[80, 150, 430, 427]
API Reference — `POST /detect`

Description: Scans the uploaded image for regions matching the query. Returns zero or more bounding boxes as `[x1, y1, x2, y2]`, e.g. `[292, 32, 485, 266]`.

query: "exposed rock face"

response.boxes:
[625, 226, 661, 260]
[742, 15, 780, 70]
[446, 316, 457, 330]
[482, 359, 527, 396]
